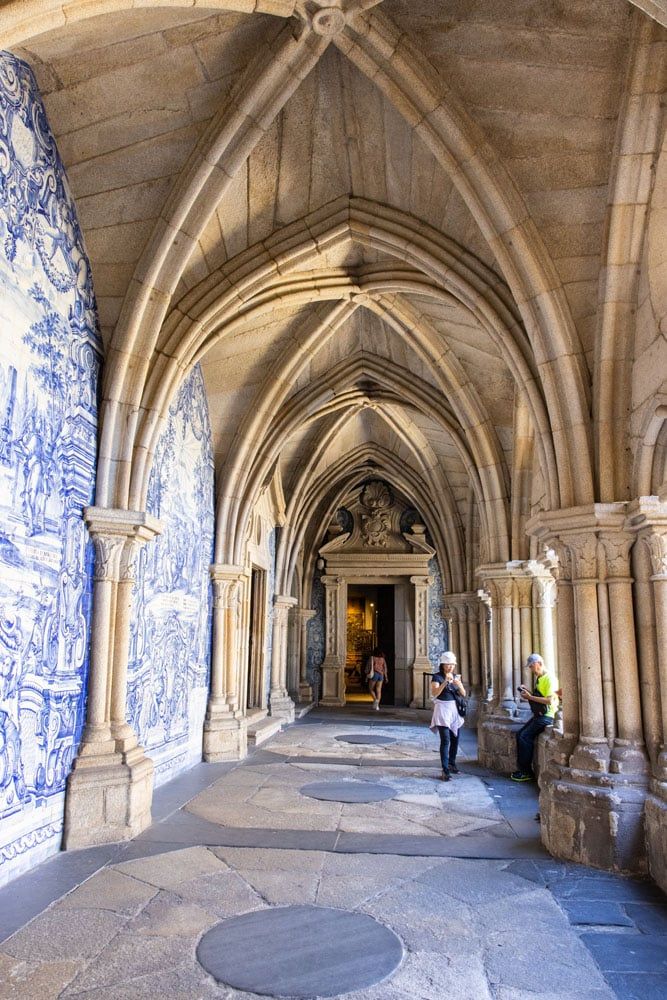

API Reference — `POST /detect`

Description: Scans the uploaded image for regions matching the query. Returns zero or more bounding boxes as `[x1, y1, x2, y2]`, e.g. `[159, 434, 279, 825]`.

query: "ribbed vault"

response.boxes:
[5, 0, 665, 622]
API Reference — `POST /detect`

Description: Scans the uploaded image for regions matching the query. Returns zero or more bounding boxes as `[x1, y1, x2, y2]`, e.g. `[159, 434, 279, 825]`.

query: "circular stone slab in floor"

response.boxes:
[335, 734, 397, 745]
[197, 905, 404, 998]
[300, 780, 396, 803]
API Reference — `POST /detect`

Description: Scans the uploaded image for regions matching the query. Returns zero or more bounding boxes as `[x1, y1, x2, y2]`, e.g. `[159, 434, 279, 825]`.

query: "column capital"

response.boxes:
[627, 496, 667, 579]
[84, 506, 162, 544]
[209, 563, 247, 583]
[297, 608, 317, 623]
[599, 531, 635, 580]
[274, 594, 299, 609]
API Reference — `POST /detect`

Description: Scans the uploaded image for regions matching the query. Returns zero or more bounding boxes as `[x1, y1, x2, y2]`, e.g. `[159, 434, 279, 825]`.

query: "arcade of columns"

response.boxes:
[4, 0, 666, 894]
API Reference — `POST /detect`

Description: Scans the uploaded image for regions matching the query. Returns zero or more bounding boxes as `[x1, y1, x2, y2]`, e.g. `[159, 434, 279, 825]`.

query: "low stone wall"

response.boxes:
[479, 715, 554, 776]
[478, 717, 520, 774]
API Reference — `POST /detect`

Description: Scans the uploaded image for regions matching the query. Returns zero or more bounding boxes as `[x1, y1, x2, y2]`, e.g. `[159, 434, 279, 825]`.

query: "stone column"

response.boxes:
[643, 530, 667, 776]
[515, 574, 534, 705]
[563, 532, 610, 773]
[467, 599, 481, 692]
[493, 576, 516, 715]
[529, 505, 649, 874]
[297, 608, 316, 704]
[203, 565, 248, 761]
[286, 606, 300, 700]
[64, 508, 161, 850]
[634, 517, 667, 893]
[550, 544, 579, 754]
[409, 575, 432, 708]
[477, 589, 493, 704]
[600, 532, 649, 775]
[110, 527, 160, 753]
[270, 595, 298, 721]
[477, 566, 521, 772]
[320, 575, 345, 706]
[534, 572, 556, 677]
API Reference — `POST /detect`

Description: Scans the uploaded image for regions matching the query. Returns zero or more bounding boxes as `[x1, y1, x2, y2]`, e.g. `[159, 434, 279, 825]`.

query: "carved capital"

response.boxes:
[563, 533, 599, 580]
[92, 535, 125, 582]
[533, 575, 556, 609]
[515, 576, 534, 608]
[211, 578, 234, 610]
[599, 532, 634, 579]
[644, 531, 667, 578]
[119, 538, 141, 583]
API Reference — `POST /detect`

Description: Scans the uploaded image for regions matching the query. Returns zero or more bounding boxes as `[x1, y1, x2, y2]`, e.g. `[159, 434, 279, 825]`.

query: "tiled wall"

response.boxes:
[127, 365, 214, 786]
[428, 556, 448, 666]
[0, 54, 101, 884]
[306, 572, 325, 694]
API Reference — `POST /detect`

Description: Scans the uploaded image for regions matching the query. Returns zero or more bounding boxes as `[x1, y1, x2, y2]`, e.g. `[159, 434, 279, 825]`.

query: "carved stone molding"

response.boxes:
[644, 533, 667, 578]
[563, 533, 599, 581]
[599, 532, 634, 580]
[91, 535, 125, 582]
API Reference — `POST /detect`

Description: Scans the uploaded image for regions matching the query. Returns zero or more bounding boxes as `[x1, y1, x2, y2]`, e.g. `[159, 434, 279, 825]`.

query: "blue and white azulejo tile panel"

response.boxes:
[127, 365, 214, 786]
[428, 556, 448, 668]
[0, 53, 100, 885]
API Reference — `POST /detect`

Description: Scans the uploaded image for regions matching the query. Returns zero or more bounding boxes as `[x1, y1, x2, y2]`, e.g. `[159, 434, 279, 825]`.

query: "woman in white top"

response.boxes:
[430, 651, 466, 780]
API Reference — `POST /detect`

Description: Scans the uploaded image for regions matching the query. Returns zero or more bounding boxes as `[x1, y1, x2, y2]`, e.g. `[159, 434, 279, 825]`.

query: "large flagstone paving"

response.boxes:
[0, 711, 664, 999]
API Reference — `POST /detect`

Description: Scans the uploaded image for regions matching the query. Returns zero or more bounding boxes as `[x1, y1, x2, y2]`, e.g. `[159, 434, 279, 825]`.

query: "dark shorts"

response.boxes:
[370, 672, 384, 683]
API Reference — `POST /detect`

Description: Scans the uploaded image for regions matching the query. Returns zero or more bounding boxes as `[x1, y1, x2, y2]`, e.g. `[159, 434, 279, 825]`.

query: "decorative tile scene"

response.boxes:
[0, 53, 100, 883]
[428, 556, 448, 667]
[128, 365, 215, 786]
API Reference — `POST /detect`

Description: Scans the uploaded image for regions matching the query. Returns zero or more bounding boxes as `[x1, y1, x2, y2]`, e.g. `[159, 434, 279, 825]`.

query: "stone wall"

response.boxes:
[127, 365, 214, 786]
[0, 54, 100, 884]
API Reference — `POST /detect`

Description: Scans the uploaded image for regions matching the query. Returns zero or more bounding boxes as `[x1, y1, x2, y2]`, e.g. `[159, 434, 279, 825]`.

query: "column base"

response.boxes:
[645, 781, 667, 894]
[270, 693, 296, 723]
[539, 762, 649, 873]
[298, 682, 313, 703]
[63, 747, 154, 850]
[203, 712, 248, 762]
[409, 661, 433, 708]
[569, 739, 611, 772]
[320, 663, 345, 706]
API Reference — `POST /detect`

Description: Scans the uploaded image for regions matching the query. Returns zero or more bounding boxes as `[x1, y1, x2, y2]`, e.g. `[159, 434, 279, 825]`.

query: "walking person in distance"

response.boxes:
[367, 646, 388, 711]
[430, 651, 466, 781]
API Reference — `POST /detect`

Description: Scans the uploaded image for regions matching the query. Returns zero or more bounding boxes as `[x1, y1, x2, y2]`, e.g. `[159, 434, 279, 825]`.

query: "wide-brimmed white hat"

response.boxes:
[439, 651, 457, 664]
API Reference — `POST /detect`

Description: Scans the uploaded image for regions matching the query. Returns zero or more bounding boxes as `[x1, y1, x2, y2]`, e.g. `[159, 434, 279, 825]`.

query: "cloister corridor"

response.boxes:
[2, 0, 667, 996]
[1, 707, 665, 999]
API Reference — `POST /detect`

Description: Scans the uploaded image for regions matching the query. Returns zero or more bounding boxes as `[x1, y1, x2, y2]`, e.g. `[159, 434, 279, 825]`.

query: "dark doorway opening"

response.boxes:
[346, 585, 395, 706]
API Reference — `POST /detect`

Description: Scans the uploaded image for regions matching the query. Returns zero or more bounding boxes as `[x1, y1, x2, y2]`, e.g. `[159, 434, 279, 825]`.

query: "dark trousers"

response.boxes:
[437, 726, 459, 773]
[516, 716, 552, 773]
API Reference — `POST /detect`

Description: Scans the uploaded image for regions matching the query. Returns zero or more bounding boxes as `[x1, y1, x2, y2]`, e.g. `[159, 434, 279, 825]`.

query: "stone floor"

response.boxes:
[0, 708, 666, 999]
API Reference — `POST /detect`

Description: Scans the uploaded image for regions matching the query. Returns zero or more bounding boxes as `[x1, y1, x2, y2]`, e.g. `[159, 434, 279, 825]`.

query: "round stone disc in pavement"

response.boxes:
[197, 905, 404, 998]
[335, 734, 397, 745]
[300, 780, 395, 803]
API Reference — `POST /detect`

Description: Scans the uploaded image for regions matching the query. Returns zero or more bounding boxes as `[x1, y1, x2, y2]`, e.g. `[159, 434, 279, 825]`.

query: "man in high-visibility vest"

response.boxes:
[511, 653, 559, 782]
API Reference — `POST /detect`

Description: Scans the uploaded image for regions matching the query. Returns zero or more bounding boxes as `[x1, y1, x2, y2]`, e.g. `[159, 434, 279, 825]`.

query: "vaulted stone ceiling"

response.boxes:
[5, 0, 665, 587]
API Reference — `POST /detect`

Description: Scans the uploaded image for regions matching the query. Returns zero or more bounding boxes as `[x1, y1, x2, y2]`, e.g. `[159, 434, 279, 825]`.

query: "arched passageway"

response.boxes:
[1, 0, 667, 903]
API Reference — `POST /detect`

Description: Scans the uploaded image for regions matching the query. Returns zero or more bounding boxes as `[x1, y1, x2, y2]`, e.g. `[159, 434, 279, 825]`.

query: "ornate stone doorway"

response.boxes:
[318, 481, 434, 708]
[346, 585, 396, 704]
